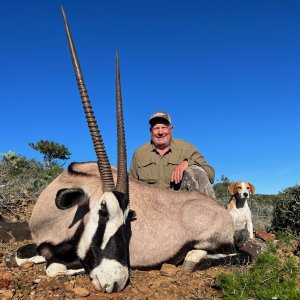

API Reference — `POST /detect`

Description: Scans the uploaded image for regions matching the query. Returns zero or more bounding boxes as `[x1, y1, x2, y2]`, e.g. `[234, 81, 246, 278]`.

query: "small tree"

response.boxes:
[0, 150, 17, 161]
[29, 140, 71, 168]
[213, 175, 231, 205]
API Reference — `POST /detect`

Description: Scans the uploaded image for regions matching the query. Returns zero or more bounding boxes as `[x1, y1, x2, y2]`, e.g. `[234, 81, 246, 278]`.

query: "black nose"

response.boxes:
[243, 192, 248, 197]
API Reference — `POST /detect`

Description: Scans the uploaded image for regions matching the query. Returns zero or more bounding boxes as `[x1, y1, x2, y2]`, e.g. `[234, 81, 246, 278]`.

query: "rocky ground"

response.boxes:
[0, 207, 282, 300]
[1, 240, 238, 300]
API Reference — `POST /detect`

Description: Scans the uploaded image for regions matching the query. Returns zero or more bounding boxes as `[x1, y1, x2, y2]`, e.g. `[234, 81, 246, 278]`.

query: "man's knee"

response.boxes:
[180, 165, 216, 199]
[182, 165, 209, 185]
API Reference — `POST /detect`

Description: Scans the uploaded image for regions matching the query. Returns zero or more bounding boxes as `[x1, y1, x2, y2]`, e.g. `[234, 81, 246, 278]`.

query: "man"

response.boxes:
[129, 111, 216, 198]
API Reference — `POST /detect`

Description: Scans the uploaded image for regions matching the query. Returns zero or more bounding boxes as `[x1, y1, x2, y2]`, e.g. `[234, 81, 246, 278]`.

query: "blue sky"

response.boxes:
[1, 1, 299, 195]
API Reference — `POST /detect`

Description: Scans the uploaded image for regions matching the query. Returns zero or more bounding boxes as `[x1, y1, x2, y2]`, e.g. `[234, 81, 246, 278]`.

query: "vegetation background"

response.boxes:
[0, 146, 299, 299]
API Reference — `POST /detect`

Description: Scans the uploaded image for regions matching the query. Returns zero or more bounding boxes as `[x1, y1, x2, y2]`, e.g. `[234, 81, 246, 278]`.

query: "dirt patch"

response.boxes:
[0, 238, 245, 299]
[0, 207, 253, 300]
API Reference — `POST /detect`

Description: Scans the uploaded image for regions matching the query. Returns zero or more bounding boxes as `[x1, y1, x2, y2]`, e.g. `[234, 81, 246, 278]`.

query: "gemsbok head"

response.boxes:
[27, 7, 132, 292]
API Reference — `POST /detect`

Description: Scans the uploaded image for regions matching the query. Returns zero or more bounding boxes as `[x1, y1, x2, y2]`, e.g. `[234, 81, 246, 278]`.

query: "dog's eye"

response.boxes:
[237, 186, 242, 190]
[246, 187, 250, 190]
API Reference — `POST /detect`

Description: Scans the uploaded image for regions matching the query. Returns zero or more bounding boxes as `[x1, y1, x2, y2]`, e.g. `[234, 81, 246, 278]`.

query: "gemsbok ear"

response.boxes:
[55, 188, 89, 210]
[248, 183, 256, 194]
[228, 183, 237, 195]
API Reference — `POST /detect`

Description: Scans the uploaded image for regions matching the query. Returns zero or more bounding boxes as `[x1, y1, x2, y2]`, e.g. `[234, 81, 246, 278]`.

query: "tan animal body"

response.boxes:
[30, 162, 236, 269]
[226, 182, 256, 239]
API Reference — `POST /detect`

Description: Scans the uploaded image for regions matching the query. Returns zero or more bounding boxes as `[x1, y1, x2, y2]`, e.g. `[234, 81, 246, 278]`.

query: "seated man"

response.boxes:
[129, 111, 216, 199]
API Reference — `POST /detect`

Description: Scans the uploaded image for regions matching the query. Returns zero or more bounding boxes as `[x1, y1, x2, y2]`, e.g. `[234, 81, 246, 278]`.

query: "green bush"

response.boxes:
[248, 194, 278, 231]
[213, 175, 231, 206]
[271, 185, 300, 237]
[217, 249, 300, 299]
[0, 155, 63, 214]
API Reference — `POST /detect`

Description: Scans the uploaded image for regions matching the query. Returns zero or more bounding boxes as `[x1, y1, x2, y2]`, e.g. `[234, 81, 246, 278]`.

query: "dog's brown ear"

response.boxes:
[228, 183, 237, 195]
[248, 183, 256, 194]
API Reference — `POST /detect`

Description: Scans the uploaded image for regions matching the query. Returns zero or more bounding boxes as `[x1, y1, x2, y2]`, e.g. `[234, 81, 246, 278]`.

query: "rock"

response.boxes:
[53, 276, 68, 285]
[0, 290, 14, 300]
[0, 229, 12, 243]
[1, 272, 14, 280]
[0, 214, 8, 222]
[3, 254, 18, 268]
[0, 278, 12, 290]
[76, 275, 90, 285]
[20, 261, 34, 269]
[160, 264, 178, 277]
[240, 238, 268, 261]
[33, 278, 41, 284]
[255, 230, 275, 241]
[72, 287, 90, 297]
[0, 220, 31, 242]
[64, 282, 74, 291]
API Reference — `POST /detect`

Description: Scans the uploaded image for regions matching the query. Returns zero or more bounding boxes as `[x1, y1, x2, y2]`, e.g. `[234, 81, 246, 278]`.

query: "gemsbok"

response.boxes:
[17, 7, 239, 293]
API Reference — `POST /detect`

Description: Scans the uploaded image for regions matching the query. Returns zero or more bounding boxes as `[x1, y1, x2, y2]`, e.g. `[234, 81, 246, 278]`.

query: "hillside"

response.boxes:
[0, 157, 299, 299]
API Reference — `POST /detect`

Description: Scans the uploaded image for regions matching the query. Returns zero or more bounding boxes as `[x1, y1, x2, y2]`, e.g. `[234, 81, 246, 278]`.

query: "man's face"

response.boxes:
[151, 121, 172, 149]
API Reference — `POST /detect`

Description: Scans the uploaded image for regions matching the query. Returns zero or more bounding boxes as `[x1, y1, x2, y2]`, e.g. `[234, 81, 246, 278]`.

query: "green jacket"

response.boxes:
[129, 138, 215, 189]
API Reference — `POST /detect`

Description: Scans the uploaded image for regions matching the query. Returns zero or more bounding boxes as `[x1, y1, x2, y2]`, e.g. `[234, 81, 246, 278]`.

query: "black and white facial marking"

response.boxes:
[77, 191, 129, 293]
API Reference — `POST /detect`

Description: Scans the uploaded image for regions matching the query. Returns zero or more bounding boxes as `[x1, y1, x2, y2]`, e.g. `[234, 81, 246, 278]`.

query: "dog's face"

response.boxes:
[228, 182, 256, 200]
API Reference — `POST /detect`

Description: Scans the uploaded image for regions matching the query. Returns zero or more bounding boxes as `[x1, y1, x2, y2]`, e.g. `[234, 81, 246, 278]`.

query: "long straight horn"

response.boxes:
[115, 50, 128, 197]
[61, 6, 115, 192]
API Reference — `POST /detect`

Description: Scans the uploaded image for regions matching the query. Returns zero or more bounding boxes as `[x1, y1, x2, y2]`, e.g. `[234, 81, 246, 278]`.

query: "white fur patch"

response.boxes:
[206, 253, 236, 259]
[77, 212, 97, 259]
[239, 182, 250, 198]
[90, 258, 128, 293]
[46, 262, 84, 277]
[182, 249, 208, 270]
[77, 192, 124, 258]
[101, 193, 124, 250]
[184, 249, 207, 263]
[15, 255, 46, 266]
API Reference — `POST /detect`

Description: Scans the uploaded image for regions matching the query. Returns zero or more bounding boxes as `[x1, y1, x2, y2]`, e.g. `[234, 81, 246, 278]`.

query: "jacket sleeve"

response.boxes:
[129, 152, 139, 179]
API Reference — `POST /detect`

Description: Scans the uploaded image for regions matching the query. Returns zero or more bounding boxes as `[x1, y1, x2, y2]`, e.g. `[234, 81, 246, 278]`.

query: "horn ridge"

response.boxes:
[115, 50, 128, 197]
[61, 6, 115, 192]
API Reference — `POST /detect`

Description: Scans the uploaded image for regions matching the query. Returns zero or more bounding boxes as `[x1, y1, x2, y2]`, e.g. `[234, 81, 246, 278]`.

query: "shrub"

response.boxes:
[0, 155, 62, 215]
[248, 194, 278, 231]
[271, 185, 300, 237]
[213, 175, 230, 206]
[216, 248, 300, 299]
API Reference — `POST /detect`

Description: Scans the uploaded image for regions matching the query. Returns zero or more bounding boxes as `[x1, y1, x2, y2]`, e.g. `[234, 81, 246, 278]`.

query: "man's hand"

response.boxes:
[171, 160, 189, 184]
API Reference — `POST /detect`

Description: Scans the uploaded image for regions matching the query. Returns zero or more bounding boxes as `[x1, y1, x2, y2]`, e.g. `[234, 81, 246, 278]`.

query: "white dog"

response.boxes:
[226, 181, 256, 239]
